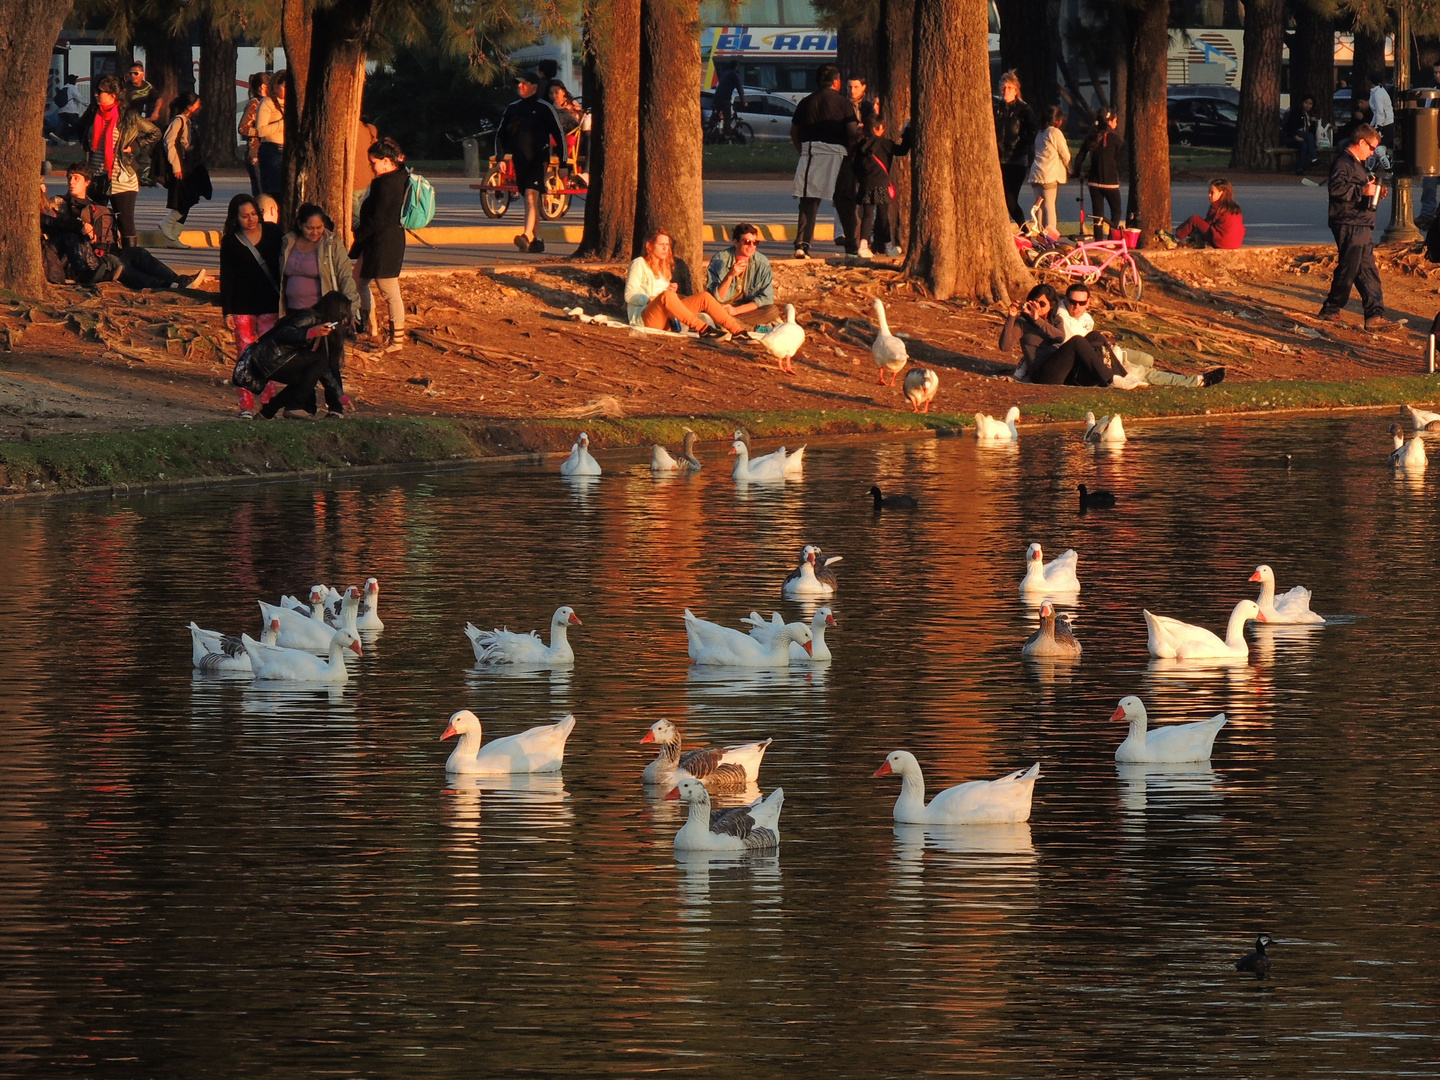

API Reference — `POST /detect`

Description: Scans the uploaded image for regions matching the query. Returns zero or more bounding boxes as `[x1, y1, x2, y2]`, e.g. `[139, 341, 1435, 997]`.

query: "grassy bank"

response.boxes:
[704, 143, 799, 176]
[4, 375, 1438, 498]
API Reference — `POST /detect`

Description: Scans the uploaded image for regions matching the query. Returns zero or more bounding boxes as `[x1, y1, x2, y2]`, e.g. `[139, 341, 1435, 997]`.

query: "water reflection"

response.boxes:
[1116, 763, 1223, 814]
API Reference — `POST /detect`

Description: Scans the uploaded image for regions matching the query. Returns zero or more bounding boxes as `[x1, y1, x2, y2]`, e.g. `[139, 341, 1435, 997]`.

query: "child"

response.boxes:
[849, 113, 912, 258]
[1175, 178, 1245, 249]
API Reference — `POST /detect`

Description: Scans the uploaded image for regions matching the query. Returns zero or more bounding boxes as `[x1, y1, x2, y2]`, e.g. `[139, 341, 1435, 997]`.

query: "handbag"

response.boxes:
[232, 344, 267, 393]
[872, 153, 896, 200]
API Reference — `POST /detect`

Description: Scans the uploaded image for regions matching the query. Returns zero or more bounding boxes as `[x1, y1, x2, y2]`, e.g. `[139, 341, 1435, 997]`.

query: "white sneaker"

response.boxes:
[885, 244, 902, 257]
[857, 241, 874, 258]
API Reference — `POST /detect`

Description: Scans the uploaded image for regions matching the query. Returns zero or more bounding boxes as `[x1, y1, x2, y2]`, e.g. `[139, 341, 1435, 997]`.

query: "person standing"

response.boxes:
[1280, 95, 1319, 176]
[1027, 106, 1070, 239]
[495, 70, 565, 253]
[833, 76, 874, 255]
[126, 63, 154, 118]
[1367, 71, 1394, 154]
[350, 137, 408, 353]
[711, 61, 746, 135]
[161, 92, 208, 242]
[256, 71, 287, 198]
[790, 64, 854, 260]
[219, 194, 283, 418]
[237, 73, 269, 197]
[849, 113, 912, 258]
[1072, 110, 1122, 239]
[56, 75, 86, 142]
[706, 222, 776, 325]
[351, 113, 380, 225]
[994, 71, 1036, 226]
[77, 74, 159, 247]
[1319, 124, 1394, 331]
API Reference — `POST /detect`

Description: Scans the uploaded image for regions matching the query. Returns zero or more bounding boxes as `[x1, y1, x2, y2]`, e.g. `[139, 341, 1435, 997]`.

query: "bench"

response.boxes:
[1263, 145, 1335, 173]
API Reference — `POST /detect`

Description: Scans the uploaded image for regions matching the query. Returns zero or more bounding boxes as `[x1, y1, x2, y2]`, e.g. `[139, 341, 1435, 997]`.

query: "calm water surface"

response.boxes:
[2, 415, 1438, 1078]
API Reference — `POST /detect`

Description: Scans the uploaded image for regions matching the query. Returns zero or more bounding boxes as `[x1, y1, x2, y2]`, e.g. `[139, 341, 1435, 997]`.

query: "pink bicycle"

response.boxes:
[1032, 200, 1143, 300]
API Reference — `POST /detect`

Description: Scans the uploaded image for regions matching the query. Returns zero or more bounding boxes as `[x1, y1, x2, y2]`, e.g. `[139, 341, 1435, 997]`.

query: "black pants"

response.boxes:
[857, 204, 877, 249]
[110, 191, 138, 245]
[1001, 162, 1029, 225]
[1321, 225, 1384, 318]
[116, 247, 181, 289]
[833, 160, 859, 252]
[1088, 184, 1122, 238]
[872, 199, 901, 252]
[1029, 333, 1123, 386]
[260, 350, 329, 417]
[795, 197, 821, 250]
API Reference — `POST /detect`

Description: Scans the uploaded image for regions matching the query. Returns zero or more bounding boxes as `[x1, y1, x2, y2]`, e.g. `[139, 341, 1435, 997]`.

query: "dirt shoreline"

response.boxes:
[3, 241, 1439, 498]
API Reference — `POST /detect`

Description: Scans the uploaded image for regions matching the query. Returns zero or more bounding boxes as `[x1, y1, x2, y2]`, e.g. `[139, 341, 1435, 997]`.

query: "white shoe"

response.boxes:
[857, 241, 874, 258]
[885, 244, 902, 257]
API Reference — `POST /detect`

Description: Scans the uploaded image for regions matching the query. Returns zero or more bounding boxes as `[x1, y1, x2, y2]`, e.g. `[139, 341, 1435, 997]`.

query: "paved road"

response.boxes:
[45, 173, 1392, 275]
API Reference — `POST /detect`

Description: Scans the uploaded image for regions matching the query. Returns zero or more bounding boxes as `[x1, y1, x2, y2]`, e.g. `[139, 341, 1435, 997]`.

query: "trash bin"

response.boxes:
[462, 137, 481, 178]
[1397, 90, 1440, 177]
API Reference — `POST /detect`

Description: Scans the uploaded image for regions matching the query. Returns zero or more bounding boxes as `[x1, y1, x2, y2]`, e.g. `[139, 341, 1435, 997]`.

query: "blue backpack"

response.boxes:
[401, 168, 436, 229]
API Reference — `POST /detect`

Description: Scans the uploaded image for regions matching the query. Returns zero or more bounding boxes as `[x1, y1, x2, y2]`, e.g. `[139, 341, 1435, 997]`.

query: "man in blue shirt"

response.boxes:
[711, 62, 746, 135]
[706, 222, 777, 326]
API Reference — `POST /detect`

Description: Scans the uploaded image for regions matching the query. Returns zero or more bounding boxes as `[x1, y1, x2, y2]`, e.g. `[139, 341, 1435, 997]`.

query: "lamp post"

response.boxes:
[1383, 0, 1421, 242]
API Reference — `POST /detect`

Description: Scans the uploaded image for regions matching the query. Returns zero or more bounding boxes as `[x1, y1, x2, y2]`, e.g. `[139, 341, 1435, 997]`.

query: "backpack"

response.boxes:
[401, 168, 436, 229]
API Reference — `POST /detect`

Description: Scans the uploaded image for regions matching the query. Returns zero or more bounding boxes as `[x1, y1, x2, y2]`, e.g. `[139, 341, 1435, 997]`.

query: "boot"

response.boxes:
[384, 321, 404, 353]
[160, 210, 184, 242]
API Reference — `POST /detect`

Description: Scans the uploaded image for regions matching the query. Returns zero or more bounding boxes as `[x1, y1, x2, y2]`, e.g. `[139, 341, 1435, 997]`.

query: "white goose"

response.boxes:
[1020, 543, 1081, 597]
[733, 429, 805, 477]
[1389, 423, 1428, 470]
[1144, 599, 1263, 660]
[975, 406, 1020, 441]
[781, 544, 841, 597]
[903, 367, 939, 413]
[323, 586, 362, 633]
[190, 618, 279, 674]
[441, 710, 576, 774]
[730, 439, 792, 482]
[684, 608, 813, 667]
[465, 606, 581, 666]
[258, 595, 346, 653]
[276, 585, 329, 621]
[640, 718, 772, 791]
[560, 431, 602, 476]
[760, 304, 805, 374]
[1113, 696, 1227, 763]
[652, 430, 702, 473]
[666, 778, 784, 851]
[874, 752, 1041, 825]
[355, 578, 384, 631]
[743, 606, 836, 662]
[242, 628, 362, 683]
[872, 298, 908, 385]
[1404, 404, 1440, 431]
[1250, 564, 1325, 625]
[1083, 411, 1128, 445]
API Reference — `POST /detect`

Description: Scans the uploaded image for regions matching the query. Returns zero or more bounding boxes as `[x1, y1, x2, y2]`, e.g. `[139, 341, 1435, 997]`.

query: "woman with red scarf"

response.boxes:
[77, 74, 158, 248]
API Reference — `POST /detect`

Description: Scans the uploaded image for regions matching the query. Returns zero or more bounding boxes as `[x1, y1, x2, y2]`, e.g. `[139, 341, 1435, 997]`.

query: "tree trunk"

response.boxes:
[878, 0, 914, 246]
[1109, 19, 1128, 133]
[1125, 0, 1171, 244]
[1291, 3, 1336, 124]
[198, 13, 238, 169]
[1352, 26, 1386, 89]
[635, 0, 704, 270]
[283, 0, 373, 242]
[0, 0, 74, 294]
[997, 0, 1058, 108]
[908, 0, 1030, 300]
[1230, 0, 1284, 169]
[838, 10, 882, 93]
[577, 0, 640, 259]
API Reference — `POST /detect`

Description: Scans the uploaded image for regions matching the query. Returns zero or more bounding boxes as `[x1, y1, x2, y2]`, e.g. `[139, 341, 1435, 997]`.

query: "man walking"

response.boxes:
[496, 70, 564, 254]
[1319, 123, 1394, 331]
[790, 64, 855, 259]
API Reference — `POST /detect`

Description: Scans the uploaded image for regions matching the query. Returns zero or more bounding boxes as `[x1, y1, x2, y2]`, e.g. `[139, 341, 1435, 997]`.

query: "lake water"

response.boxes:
[2, 414, 1438, 1078]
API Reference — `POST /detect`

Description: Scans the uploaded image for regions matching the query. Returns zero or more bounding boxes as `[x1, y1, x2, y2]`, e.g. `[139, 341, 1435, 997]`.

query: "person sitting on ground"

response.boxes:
[232, 291, 353, 420]
[42, 163, 205, 291]
[1056, 283, 1225, 387]
[1175, 178, 1246, 249]
[998, 282, 1067, 381]
[219, 193, 283, 419]
[849, 113, 912, 259]
[706, 222, 777, 327]
[1002, 283, 1126, 386]
[627, 228, 747, 337]
[1281, 94, 1320, 176]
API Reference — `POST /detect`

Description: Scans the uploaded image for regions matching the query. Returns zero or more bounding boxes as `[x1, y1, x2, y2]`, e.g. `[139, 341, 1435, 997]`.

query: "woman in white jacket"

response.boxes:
[1027, 106, 1070, 240]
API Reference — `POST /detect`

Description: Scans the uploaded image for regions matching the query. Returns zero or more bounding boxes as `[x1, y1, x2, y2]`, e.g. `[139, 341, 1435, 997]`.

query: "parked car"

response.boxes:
[1167, 95, 1238, 146]
[1168, 84, 1240, 106]
[700, 90, 798, 143]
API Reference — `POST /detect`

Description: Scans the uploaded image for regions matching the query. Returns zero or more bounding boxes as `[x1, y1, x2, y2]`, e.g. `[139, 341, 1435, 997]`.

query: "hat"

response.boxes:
[517, 70, 540, 85]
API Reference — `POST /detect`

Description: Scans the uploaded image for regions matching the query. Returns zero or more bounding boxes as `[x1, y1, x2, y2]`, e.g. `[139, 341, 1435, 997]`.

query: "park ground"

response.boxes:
[3, 232, 1440, 496]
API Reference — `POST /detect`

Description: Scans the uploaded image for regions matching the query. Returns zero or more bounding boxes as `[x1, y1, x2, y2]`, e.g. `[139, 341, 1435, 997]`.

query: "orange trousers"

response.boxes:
[641, 290, 745, 335]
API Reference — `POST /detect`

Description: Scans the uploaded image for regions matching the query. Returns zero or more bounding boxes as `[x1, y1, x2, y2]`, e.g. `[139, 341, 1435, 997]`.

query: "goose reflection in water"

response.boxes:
[684, 664, 828, 696]
[561, 474, 600, 507]
[673, 848, 781, 910]
[239, 680, 351, 715]
[1116, 762, 1223, 815]
[441, 774, 574, 839]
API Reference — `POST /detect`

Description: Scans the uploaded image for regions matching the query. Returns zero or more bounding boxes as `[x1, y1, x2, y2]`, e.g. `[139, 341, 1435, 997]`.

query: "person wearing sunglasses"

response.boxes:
[1054, 284, 1225, 388]
[705, 222, 777, 326]
[1318, 122, 1394, 331]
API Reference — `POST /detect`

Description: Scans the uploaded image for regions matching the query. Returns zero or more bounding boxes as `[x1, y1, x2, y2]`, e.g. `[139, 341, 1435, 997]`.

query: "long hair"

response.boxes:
[643, 229, 675, 278]
[1025, 282, 1060, 312]
[294, 203, 333, 233]
[1208, 178, 1242, 218]
[223, 193, 261, 237]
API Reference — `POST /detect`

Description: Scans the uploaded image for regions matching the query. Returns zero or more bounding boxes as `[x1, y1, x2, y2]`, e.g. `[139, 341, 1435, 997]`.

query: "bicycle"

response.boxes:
[473, 120, 587, 221]
[703, 103, 753, 145]
[1032, 196, 1143, 300]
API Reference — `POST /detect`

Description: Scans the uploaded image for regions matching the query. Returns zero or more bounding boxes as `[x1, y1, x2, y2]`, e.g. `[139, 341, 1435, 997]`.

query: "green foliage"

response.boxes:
[363, 41, 517, 158]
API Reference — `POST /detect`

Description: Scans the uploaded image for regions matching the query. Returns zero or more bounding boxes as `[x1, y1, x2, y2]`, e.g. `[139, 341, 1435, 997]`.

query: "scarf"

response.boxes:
[91, 100, 120, 176]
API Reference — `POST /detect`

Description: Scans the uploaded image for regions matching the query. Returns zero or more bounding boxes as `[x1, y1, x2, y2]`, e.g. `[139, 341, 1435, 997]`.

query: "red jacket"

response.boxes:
[1207, 208, 1245, 249]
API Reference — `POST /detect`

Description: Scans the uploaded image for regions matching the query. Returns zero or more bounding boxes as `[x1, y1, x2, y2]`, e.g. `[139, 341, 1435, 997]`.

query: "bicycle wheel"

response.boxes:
[731, 122, 754, 145]
[479, 168, 511, 218]
[1033, 250, 1069, 273]
[1117, 256, 1143, 300]
[539, 169, 571, 220]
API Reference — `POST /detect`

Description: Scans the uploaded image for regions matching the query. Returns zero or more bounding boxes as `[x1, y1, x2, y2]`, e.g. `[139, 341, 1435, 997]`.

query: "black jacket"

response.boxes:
[349, 167, 407, 278]
[220, 223, 283, 316]
[495, 96, 565, 164]
[1281, 106, 1318, 137]
[792, 86, 854, 147]
[236, 310, 343, 400]
[851, 129, 912, 189]
[77, 104, 160, 180]
[994, 99, 1037, 166]
[1328, 148, 1376, 228]
[1074, 128, 1123, 185]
